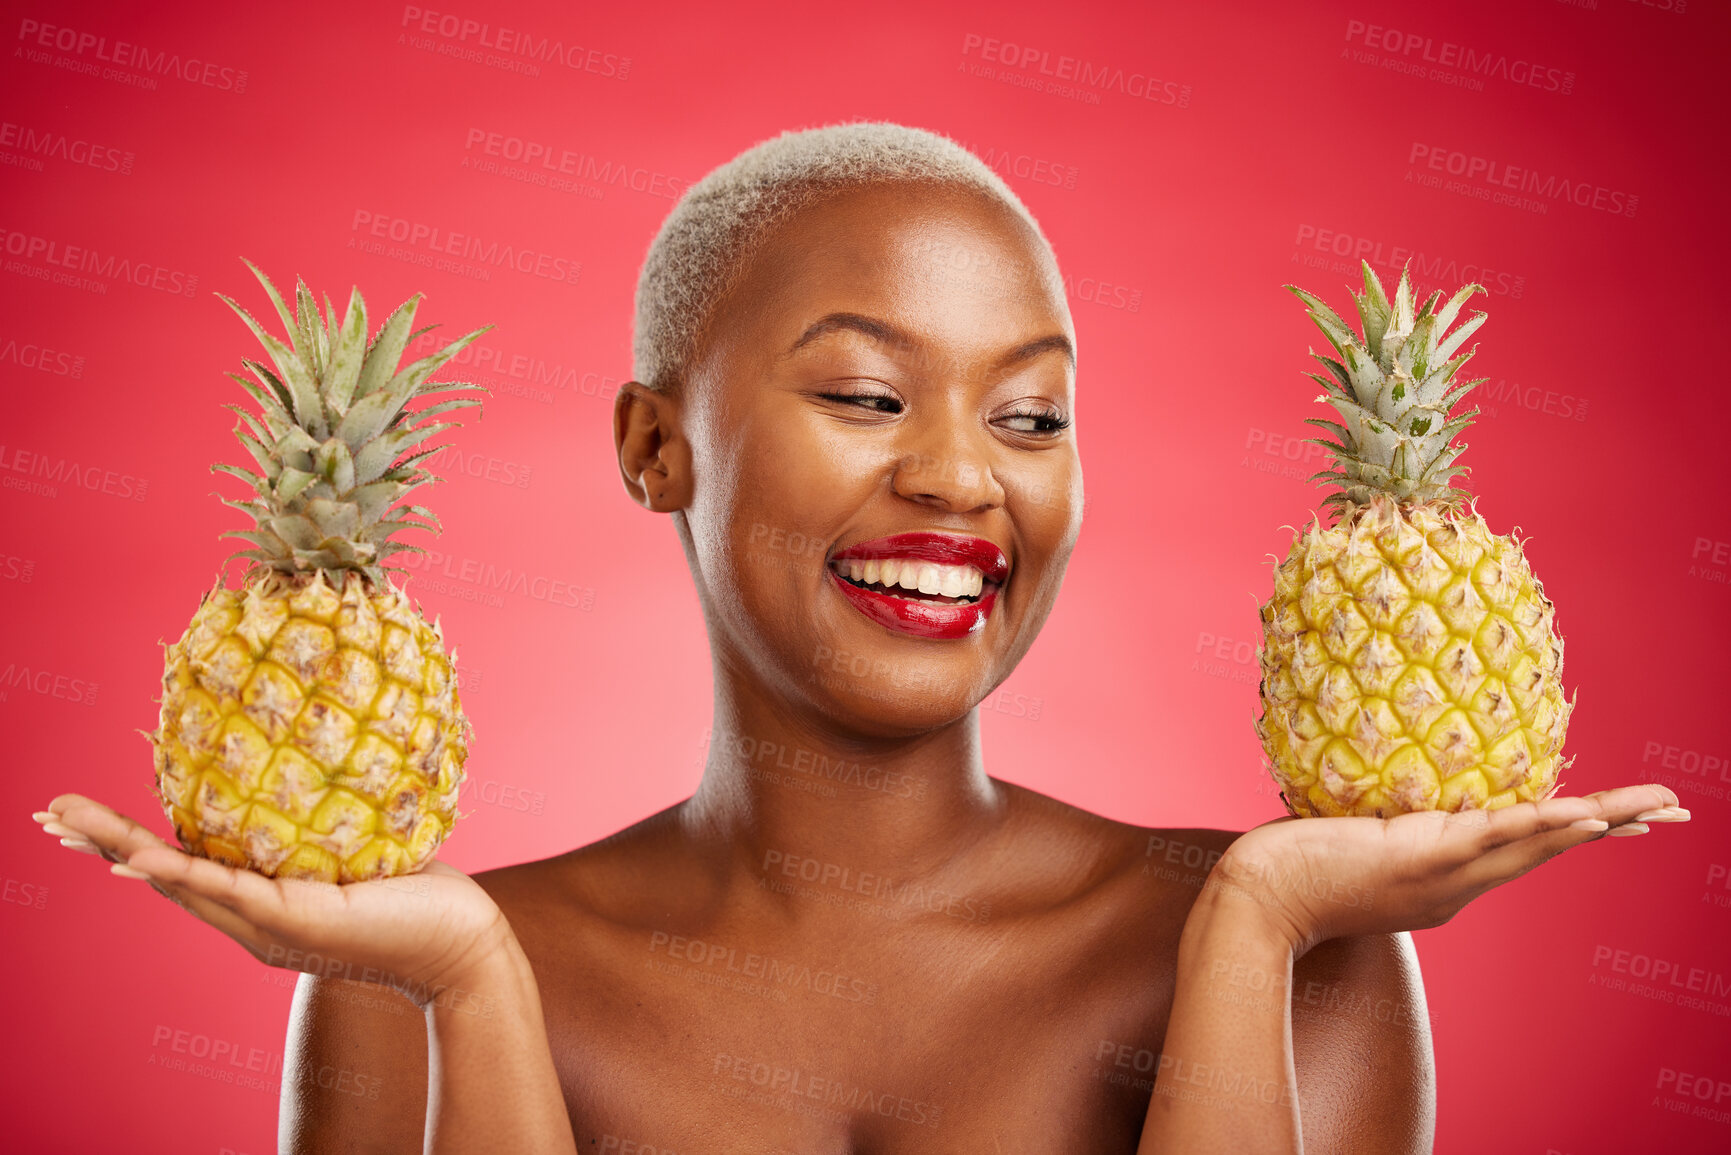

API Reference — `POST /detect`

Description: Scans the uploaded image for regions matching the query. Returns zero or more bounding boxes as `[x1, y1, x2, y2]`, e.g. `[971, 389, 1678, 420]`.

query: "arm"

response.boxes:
[1137, 783, 1685, 1153]
[38, 795, 578, 1155]
[1136, 873, 1304, 1153]
[1139, 895, 1433, 1154]
[282, 930, 573, 1155]
[423, 932, 574, 1155]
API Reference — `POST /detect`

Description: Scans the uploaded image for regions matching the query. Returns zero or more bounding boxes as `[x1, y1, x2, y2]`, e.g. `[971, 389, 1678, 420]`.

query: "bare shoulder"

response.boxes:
[1290, 931, 1436, 1153]
[999, 785, 1433, 1150]
[1084, 798, 1435, 1152]
[992, 781, 1240, 899]
[984, 781, 1253, 945]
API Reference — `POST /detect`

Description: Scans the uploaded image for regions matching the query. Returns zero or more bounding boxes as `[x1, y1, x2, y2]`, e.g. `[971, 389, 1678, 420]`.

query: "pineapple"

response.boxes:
[1256, 262, 1572, 818]
[144, 260, 491, 881]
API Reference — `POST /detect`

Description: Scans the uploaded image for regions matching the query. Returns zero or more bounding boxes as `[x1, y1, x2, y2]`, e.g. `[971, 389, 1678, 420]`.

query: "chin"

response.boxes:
[795, 656, 986, 738]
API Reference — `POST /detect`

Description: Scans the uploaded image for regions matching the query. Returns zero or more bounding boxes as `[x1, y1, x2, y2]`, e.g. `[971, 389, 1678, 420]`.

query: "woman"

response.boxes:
[38, 122, 1686, 1153]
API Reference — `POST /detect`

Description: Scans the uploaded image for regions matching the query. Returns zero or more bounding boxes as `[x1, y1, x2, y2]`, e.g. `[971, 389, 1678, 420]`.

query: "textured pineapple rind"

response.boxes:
[147, 568, 470, 882]
[1255, 497, 1573, 818]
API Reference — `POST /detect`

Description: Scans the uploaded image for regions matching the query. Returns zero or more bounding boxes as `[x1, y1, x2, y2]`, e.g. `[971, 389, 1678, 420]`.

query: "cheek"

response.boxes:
[689, 421, 858, 632]
[1010, 461, 1084, 558]
[720, 418, 884, 557]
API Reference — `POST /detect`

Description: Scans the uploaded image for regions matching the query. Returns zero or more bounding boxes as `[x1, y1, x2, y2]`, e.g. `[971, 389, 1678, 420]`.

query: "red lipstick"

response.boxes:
[828, 532, 1007, 640]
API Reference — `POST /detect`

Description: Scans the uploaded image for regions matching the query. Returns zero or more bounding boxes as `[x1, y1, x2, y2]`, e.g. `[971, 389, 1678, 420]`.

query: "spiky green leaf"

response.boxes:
[323, 285, 369, 417]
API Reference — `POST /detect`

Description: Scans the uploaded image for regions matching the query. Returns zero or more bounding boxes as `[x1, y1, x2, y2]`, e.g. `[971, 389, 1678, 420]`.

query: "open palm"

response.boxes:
[1215, 783, 1688, 950]
[36, 793, 510, 1008]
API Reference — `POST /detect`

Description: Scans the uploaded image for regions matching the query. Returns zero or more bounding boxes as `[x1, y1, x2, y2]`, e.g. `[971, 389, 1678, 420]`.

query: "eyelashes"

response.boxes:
[1001, 407, 1072, 434]
[819, 391, 903, 414]
[816, 392, 1070, 436]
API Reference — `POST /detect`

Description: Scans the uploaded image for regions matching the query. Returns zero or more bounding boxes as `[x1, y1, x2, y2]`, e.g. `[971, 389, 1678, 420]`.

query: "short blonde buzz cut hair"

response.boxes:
[631, 121, 1060, 394]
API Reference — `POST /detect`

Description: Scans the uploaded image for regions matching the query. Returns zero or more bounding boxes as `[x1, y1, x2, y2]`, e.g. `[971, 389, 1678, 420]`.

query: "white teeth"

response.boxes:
[836, 557, 986, 599]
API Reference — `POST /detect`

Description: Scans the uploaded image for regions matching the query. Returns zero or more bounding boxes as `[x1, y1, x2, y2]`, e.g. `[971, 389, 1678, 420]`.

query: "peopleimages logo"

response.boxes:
[1292, 224, 1527, 300]
[398, 7, 630, 79]
[405, 328, 621, 407]
[1407, 144, 1639, 218]
[1476, 378, 1589, 423]
[0, 442, 149, 502]
[0, 227, 199, 296]
[961, 33, 1192, 107]
[15, 18, 249, 92]
[396, 548, 596, 612]
[421, 444, 534, 489]
[0, 659, 99, 707]
[0, 120, 133, 175]
[462, 129, 686, 201]
[953, 137, 1080, 191]
[348, 210, 580, 286]
[0, 335, 85, 377]
[1344, 19, 1575, 94]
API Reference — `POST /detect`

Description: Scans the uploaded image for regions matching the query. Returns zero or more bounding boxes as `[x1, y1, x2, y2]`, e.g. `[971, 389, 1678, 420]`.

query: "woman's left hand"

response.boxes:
[1206, 783, 1689, 952]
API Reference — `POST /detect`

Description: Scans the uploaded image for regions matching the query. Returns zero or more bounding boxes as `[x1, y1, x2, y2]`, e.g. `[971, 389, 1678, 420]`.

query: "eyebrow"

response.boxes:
[783, 311, 1074, 370]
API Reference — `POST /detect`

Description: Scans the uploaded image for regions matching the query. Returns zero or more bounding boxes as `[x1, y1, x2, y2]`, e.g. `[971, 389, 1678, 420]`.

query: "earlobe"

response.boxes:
[614, 380, 691, 512]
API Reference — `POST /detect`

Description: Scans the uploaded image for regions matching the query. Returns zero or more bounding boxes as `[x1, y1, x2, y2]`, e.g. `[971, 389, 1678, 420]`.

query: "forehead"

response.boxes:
[707, 182, 1072, 369]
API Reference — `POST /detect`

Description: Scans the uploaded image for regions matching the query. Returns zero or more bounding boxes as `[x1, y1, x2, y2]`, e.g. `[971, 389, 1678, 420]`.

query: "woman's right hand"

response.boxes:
[1207, 782, 1690, 952]
[35, 793, 512, 1008]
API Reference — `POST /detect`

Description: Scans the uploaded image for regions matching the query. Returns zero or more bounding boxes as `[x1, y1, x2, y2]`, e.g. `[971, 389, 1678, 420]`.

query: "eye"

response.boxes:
[998, 406, 1071, 436]
[817, 390, 903, 415]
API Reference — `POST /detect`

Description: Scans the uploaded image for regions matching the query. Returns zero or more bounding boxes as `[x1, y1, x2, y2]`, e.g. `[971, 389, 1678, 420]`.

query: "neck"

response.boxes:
[682, 676, 1008, 886]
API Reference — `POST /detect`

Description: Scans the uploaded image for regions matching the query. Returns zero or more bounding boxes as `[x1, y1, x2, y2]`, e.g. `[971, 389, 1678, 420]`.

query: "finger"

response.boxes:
[1461, 818, 1616, 890]
[121, 843, 346, 941]
[1459, 787, 1689, 889]
[1572, 783, 1685, 826]
[47, 797, 177, 864]
[1456, 783, 1689, 856]
[1448, 797, 1602, 854]
[106, 859, 269, 945]
[45, 800, 332, 964]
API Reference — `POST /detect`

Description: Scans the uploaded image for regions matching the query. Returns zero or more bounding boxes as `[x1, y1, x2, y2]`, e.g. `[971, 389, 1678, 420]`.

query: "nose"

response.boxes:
[888, 401, 1005, 514]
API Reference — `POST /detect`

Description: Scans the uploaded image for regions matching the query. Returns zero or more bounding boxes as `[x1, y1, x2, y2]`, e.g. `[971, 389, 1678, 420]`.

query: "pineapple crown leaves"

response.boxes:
[1285, 260, 1488, 514]
[211, 259, 494, 583]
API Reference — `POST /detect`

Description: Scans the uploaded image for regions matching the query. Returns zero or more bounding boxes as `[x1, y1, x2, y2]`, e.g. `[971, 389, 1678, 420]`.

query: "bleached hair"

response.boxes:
[631, 121, 1057, 393]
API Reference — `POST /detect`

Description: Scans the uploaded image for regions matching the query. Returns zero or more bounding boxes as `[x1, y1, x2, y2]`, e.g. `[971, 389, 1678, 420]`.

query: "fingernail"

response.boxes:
[110, 863, 153, 880]
[1607, 822, 1650, 838]
[1634, 808, 1690, 823]
[1569, 819, 1610, 832]
[42, 822, 78, 838]
[60, 837, 98, 854]
[31, 811, 57, 824]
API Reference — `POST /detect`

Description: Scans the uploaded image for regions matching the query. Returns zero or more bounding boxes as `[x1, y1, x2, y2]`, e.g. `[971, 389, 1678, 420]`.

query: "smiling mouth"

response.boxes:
[828, 557, 995, 605]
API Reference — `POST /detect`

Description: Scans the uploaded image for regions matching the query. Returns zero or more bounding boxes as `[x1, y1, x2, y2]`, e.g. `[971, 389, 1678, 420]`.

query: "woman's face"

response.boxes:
[659, 181, 1082, 738]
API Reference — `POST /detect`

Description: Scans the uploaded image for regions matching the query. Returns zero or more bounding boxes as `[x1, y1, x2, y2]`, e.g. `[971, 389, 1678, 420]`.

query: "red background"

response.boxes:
[3, 1, 1729, 1151]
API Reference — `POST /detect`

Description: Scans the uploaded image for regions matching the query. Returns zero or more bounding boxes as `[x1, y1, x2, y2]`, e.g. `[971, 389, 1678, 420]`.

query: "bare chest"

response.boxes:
[528, 918, 1175, 1154]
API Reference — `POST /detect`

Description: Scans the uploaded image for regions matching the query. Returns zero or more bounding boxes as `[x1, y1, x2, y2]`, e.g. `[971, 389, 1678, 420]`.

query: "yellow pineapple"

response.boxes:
[1257, 262, 1572, 818]
[145, 261, 490, 880]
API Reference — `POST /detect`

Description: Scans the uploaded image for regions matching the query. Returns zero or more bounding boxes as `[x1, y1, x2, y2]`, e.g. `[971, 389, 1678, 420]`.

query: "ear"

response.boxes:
[614, 381, 693, 512]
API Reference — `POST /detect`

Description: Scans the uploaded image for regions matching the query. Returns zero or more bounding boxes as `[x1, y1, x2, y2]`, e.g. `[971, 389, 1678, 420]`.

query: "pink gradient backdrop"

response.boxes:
[3, 1, 1728, 1151]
